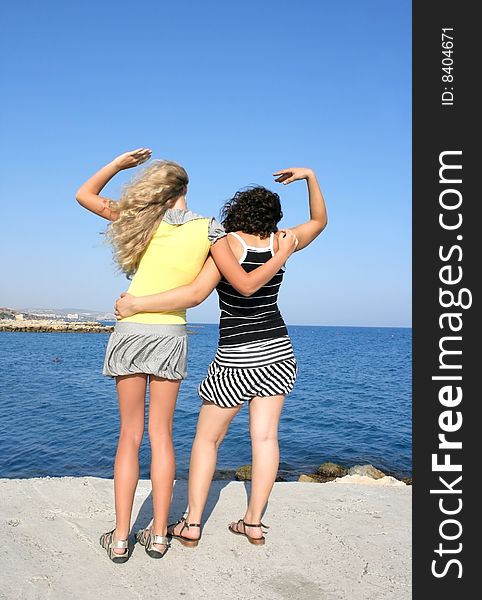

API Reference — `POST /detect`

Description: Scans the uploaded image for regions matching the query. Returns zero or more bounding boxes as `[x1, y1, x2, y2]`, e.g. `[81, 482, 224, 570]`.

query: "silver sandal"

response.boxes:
[99, 529, 130, 563]
[136, 526, 171, 559]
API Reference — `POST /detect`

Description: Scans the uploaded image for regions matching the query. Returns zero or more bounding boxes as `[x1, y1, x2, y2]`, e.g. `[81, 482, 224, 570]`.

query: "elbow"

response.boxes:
[75, 188, 85, 205]
[190, 287, 210, 306]
[190, 291, 204, 307]
[228, 275, 255, 297]
[317, 216, 328, 233]
[238, 284, 255, 297]
[307, 217, 327, 237]
[75, 186, 92, 206]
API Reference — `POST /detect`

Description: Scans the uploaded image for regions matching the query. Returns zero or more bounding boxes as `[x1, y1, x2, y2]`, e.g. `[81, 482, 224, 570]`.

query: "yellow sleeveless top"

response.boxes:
[120, 209, 221, 325]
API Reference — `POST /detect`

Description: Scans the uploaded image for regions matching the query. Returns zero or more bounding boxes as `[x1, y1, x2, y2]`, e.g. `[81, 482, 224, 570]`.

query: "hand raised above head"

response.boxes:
[273, 168, 314, 185]
[112, 148, 152, 171]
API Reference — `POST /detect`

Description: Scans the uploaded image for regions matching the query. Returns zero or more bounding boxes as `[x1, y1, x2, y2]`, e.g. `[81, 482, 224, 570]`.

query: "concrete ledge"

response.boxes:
[0, 477, 411, 600]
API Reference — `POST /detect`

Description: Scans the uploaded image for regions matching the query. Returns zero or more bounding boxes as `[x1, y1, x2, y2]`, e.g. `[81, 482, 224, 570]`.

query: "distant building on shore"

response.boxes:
[67, 313, 79, 320]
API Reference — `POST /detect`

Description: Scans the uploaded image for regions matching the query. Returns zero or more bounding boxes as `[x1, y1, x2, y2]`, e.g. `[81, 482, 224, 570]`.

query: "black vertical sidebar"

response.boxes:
[413, 2, 478, 597]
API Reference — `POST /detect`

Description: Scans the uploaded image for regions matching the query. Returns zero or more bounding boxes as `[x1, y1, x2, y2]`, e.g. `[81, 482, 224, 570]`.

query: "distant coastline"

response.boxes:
[0, 306, 115, 333]
[0, 319, 113, 333]
[1, 306, 411, 329]
[0, 319, 412, 334]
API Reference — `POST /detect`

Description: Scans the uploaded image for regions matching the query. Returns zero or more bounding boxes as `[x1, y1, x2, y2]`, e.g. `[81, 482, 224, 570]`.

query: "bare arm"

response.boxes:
[75, 148, 151, 221]
[273, 167, 327, 251]
[209, 231, 297, 296]
[115, 257, 222, 317]
[114, 229, 298, 318]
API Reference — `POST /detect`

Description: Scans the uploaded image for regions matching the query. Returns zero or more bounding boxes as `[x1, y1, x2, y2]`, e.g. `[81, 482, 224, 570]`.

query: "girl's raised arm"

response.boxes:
[75, 148, 151, 221]
[273, 167, 328, 251]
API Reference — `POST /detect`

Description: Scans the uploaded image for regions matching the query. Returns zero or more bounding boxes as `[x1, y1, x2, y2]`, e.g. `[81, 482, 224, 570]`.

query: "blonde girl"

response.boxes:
[75, 148, 297, 562]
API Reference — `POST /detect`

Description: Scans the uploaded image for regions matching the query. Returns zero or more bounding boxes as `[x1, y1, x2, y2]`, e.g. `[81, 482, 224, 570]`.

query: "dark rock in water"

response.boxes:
[317, 462, 348, 477]
[348, 464, 386, 480]
[213, 469, 236, 480]
[401, 477, 412, 486]
[234, 465, 291, 482]
[236, 464, 343, 483]
[276, 470, 294, 482]
[298, 473, 337, 483]
[235, 465, 252, 480]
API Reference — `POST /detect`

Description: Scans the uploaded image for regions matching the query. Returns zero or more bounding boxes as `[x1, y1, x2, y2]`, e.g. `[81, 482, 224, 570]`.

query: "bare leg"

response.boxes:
[168, 400, 241, 539]
[113, 374, 147, 553]
[230, 394, 285, 539]
[147, 376, 180, 551]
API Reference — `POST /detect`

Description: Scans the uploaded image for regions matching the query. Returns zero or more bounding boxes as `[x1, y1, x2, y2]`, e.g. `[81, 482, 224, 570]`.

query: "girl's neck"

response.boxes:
[172, 195, 187, 210]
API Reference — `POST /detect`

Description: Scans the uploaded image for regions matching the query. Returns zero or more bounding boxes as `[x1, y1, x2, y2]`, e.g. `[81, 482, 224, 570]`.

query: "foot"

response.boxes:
[152, 534, 168, 553]
[167, 517, 201, 541]
[150, 523, 169, 553]
[112, 529, 128, 555]
[136, 525, 169, 554]
[229, 519, 264, 540]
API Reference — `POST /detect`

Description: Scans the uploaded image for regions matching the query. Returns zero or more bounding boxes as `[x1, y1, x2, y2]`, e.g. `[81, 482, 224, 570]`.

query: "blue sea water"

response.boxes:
[0, 325, 411, 479]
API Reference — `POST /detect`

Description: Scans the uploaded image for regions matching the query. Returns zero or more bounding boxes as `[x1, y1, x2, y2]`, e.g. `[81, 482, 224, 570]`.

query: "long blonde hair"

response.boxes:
[106, 160, 188, 278]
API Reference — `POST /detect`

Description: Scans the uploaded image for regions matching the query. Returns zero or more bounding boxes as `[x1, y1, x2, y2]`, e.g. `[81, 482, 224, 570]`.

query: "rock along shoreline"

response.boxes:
[0, 319, 113, 333]
[220, 462, 412, 485]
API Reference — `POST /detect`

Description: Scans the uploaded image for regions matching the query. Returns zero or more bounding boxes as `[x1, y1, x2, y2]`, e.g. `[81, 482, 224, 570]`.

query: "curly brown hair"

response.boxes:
[220, 186, 283, 239]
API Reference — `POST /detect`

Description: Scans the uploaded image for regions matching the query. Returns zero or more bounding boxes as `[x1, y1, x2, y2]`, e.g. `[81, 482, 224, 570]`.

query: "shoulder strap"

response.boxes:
[228, 231, 249, 250]
[162, 208, 205, 225]
[269, 232, 275, 253]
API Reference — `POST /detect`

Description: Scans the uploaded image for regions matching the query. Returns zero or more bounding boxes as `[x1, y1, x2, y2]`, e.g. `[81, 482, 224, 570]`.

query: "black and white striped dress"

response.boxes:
[198, 232, 297, 407]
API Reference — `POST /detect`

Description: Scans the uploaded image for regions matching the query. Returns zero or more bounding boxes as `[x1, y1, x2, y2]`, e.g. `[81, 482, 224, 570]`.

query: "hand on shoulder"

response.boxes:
[276, 229, 299, 256]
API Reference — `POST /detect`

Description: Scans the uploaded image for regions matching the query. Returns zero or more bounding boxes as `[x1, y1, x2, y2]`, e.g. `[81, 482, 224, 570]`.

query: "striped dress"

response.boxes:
[198, 232, 298, 407]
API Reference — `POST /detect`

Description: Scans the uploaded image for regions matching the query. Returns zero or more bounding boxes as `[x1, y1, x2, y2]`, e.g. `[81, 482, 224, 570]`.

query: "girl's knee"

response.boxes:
[195, 428, 227, 448]
[250, 430, 278, 445]
[214, 430, 227, 449]
[119, 426, 144, 447]
[148, 426, 173, 443]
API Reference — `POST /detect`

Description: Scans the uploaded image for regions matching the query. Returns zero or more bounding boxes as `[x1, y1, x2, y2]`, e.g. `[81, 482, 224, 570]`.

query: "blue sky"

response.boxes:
[0, 1, 411, 327]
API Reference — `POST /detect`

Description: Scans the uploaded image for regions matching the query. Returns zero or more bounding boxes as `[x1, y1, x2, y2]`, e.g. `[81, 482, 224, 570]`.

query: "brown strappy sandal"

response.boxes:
[228, 519, 270, 545]
[167, 516, 201, 548]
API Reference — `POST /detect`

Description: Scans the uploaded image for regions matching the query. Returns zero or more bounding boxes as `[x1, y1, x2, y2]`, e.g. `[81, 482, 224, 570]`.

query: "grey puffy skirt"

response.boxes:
[102, 322, 188, 380]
